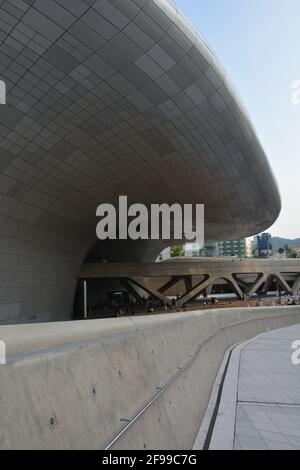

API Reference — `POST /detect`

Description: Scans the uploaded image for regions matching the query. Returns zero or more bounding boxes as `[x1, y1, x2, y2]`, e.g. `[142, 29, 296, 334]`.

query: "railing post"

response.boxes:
[83, 280, 88, 319]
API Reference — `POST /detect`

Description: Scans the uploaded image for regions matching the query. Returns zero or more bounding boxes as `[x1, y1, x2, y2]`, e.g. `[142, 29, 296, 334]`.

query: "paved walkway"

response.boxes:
[235, 324, 300, 450]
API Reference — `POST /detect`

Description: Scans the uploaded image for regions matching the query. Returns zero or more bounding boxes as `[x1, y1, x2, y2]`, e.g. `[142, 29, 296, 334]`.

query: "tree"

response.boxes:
[284, 244, 295, 258]
[170, 245, 185, 258]
[278, 247, 285, 256]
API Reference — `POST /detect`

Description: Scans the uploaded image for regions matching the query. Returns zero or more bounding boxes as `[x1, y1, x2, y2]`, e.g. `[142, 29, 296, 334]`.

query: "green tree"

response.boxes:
[278, 247, 285, 256]
[284, 244, 294, 258]
[170, 245, 185, 258]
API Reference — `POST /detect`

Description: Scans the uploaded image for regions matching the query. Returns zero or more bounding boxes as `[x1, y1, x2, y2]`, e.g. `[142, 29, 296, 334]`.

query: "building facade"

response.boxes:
[184, 239, 253, 258]
[217, 240, 247, 258]
[184, 242, 218, 257]
[253, 233, 273, 258]
[246, 238, 254, 258]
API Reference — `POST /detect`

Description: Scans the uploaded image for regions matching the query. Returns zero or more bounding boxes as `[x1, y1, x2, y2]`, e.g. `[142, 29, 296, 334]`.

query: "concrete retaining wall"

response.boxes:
[1, 306, 300, 449]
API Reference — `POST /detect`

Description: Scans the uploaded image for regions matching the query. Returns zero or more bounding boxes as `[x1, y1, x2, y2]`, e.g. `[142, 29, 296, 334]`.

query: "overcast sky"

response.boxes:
[176, 0, 300, 239]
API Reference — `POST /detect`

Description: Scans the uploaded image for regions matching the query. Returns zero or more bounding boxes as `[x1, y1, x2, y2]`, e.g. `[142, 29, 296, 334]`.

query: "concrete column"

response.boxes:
[83, 280, 88, 319]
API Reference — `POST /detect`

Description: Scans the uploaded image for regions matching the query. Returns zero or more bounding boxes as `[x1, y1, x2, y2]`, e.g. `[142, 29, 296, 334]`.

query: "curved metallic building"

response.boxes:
[0, 0, 280, 323]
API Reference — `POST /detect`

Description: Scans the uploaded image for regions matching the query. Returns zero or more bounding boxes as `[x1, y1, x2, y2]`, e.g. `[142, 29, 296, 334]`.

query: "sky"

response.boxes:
[176, 0, 300, 239]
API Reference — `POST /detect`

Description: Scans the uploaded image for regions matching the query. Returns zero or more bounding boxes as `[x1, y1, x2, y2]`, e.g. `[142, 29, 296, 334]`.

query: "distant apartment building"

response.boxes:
[185, 242, 218, 257]
[217, 239, 247, 257]
[253, 233, 272, 258]
[184, 239, 250, 258]
[184, 243, 199, 257]
[162, 238, 252, 260]
[246, 238, 254, 258]
[0, 79, 5, 104]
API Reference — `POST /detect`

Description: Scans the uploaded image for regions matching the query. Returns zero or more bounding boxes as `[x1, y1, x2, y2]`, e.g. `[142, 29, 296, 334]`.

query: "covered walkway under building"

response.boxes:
[79, 258, 300, 313]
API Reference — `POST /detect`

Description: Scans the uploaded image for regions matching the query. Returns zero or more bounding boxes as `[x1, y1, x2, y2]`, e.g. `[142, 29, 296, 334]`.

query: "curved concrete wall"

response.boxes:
[1, 306, 300, 449]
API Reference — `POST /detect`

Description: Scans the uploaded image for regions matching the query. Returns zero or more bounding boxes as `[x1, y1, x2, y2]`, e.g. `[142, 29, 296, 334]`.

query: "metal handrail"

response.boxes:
[104, 339, 207, 450]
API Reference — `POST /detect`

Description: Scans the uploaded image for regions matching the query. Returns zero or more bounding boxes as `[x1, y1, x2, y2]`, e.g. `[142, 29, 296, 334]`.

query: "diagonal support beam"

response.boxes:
[184, 276, 193, 293]
[158, 276, 182, 294]
[293, 275, 300, 294]
[261, 274, 274, 294]
[119, 279, 144, 303]
[222, 275, 244, 300]
[176, 275, 214, 307]
[273, 274, 293, 295]
[232, 274, 250, 291]
[246, 273, 267, 297]
[129, 278, 172, 306]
